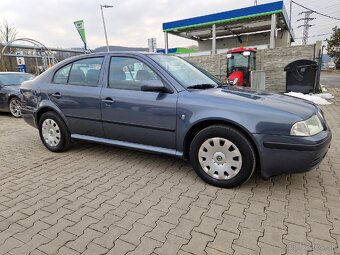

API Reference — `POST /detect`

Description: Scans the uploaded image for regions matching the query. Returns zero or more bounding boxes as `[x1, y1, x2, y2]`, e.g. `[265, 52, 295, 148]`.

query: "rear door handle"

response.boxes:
[102, 98, 115, 104]
[51, 92, 62, 99]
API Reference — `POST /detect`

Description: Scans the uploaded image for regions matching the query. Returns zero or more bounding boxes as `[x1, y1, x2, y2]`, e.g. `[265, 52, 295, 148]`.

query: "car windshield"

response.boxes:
[0, 73, 34, 86]
[149, 54, 220, 89]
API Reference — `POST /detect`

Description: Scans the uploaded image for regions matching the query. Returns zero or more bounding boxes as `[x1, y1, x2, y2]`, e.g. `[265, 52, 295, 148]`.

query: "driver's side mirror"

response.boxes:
[140, 80, 168, 93]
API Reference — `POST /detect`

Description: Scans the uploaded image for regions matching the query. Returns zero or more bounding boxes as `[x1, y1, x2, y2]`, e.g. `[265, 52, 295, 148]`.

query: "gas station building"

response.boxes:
[162, 1, 295, 54]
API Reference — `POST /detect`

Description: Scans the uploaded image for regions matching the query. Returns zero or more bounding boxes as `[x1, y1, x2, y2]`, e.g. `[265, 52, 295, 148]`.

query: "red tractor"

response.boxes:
[226, 47, 256, 87]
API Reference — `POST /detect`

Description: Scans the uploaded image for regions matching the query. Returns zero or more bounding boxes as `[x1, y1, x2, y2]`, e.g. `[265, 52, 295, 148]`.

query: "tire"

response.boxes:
[189, 125, 256, 188]
[38, 111, 71, 152]
[9, 97, 22, 118]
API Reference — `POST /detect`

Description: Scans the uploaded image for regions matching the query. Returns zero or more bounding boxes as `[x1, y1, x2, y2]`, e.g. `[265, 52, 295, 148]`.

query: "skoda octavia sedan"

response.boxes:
[20, 52, 331, 188]
[0, 72, 34, 117]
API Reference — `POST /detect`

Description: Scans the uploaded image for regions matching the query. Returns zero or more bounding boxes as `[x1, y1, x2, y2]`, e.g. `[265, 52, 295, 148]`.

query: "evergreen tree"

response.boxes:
[326, 27, 340, 69]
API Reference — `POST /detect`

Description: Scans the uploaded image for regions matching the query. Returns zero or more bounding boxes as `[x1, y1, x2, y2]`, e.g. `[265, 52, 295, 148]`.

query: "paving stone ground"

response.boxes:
[0, 87, 339, 255]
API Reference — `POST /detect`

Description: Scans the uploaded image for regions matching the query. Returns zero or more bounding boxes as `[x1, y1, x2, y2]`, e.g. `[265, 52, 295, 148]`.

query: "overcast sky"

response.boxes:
[1, 0, 339, 49]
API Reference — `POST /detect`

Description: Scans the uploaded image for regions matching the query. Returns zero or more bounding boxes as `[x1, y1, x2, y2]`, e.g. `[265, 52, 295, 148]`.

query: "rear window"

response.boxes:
[53, 64, 71, 84]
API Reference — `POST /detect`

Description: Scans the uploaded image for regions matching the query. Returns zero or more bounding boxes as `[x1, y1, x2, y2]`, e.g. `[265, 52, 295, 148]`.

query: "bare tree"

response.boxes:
[0, 20, 18, 43]
[0, 20, 18, 71]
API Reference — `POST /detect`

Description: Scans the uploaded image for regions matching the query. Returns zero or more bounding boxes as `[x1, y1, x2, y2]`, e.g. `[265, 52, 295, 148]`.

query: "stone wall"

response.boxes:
[183, 44, 320, 92]
[184, 53, 228, 79]
[256, 44, 318, 91]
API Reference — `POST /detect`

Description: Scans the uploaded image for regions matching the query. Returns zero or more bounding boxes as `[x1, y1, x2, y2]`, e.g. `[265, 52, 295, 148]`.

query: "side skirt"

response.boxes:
[71, 134, 183, 158]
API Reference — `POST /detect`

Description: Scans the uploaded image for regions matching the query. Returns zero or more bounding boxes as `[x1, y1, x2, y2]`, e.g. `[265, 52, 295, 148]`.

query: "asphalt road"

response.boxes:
[320, 71, 340, 88]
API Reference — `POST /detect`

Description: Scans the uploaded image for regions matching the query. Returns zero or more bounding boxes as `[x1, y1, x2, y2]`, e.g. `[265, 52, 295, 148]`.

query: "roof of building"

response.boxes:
[162, 1, 294, 41]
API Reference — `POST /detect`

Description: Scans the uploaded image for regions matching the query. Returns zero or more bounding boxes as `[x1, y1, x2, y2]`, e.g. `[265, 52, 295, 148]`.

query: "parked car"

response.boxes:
[321, 63, 329, 71]
[20, 52, 332, 188]
[0, 72, 35, 117]
[328, 62, 336, 70]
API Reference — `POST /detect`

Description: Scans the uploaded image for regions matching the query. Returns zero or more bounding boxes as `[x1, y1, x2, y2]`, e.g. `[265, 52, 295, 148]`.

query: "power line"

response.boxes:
[295, 32, 332, 39]
[309, 25, 338, 31]
[309, 23, 338, 30]
[290, 2, 340, 18]
[307, 20, 339, 28]
[292, 1, 340, 21]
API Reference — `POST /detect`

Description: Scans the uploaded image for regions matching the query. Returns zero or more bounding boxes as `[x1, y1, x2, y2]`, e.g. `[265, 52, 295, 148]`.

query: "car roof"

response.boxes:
[53, 51, 165, 67]
[75, 51, 163, 58]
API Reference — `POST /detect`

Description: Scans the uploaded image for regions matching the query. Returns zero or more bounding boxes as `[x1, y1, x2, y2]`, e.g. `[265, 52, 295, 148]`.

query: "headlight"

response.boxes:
[233, 78, 239, 85]
[290, 115, 324, 136]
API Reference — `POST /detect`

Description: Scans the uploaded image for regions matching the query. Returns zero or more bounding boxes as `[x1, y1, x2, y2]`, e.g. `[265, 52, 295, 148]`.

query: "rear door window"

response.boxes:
[68, 57, 104, 86]
[53, 57, 104, 86]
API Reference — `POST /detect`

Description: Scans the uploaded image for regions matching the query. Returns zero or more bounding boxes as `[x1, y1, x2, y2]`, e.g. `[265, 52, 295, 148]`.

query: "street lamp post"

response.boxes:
[100, 4, 113, 52]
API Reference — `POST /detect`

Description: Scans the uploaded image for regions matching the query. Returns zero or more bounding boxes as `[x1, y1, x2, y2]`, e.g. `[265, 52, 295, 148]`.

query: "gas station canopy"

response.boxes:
[162, 1, 294, 53]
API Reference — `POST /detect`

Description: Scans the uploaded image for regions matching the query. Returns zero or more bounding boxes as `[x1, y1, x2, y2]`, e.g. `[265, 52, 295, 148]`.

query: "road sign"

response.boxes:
[16, 51, 26, 72]
[18, 64, 27, 73]
[16, 51, 25, 65]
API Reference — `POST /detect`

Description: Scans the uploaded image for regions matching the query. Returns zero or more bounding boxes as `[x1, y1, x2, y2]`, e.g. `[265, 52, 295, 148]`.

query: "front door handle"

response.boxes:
[102, 98, 115, 104]
[51, 92, 62, 99]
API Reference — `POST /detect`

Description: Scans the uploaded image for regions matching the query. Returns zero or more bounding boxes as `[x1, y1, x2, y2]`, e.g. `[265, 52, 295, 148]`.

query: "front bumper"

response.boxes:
[254, 129, 332, 179]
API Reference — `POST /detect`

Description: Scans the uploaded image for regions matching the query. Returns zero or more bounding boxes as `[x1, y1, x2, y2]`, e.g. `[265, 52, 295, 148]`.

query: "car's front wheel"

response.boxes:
[189, 125, 256, 188]
[38, 111, 71, 152]
[9, 97, 22, 118]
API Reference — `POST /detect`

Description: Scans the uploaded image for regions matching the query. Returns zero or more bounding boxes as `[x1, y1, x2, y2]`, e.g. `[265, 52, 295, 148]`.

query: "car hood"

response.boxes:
[193, 86, 317, 120]
[6, 85, 21, 92]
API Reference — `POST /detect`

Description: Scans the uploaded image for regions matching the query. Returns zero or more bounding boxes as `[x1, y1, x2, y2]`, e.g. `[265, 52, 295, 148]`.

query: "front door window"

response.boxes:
[109, 57, 162, 90]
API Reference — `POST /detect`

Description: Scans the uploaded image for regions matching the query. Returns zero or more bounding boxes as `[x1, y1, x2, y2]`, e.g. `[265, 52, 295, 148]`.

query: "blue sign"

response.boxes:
[18, 64, 27, 73]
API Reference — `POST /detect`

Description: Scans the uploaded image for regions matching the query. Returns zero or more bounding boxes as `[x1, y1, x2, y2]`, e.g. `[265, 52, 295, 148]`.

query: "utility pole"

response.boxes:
[289, 0, 292, 30]
[100, 5, 113, 52]
[297, 11, 315, 45]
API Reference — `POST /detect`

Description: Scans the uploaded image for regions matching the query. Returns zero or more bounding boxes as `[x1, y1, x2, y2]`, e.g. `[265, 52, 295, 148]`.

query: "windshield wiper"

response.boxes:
[187, 84, 216, 89]
[217, 81, 228, 87]
[3, 84, 19, 86]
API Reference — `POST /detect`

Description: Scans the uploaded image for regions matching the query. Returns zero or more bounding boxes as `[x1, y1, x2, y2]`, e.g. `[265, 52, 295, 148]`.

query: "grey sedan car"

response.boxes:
[20, 52, 332, 188]
[0, 72, 34, 117]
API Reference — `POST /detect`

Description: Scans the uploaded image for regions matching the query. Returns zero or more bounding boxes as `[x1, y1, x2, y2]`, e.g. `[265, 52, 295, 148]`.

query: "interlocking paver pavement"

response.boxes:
[0, 87, 339, 255]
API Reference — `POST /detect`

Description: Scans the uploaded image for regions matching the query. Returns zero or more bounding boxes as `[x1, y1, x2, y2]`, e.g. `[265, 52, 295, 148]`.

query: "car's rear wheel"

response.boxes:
[189, 125, 256, 188]
[9, 97, 22, 118]
[38, 111, 71, 152]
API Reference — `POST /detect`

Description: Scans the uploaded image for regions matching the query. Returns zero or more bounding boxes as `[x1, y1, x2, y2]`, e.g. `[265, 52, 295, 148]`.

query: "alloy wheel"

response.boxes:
[9, 98, 21, 117]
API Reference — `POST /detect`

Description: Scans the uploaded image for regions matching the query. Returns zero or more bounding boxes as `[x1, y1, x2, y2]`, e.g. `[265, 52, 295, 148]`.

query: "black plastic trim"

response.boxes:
[263, 134, 332, 151]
